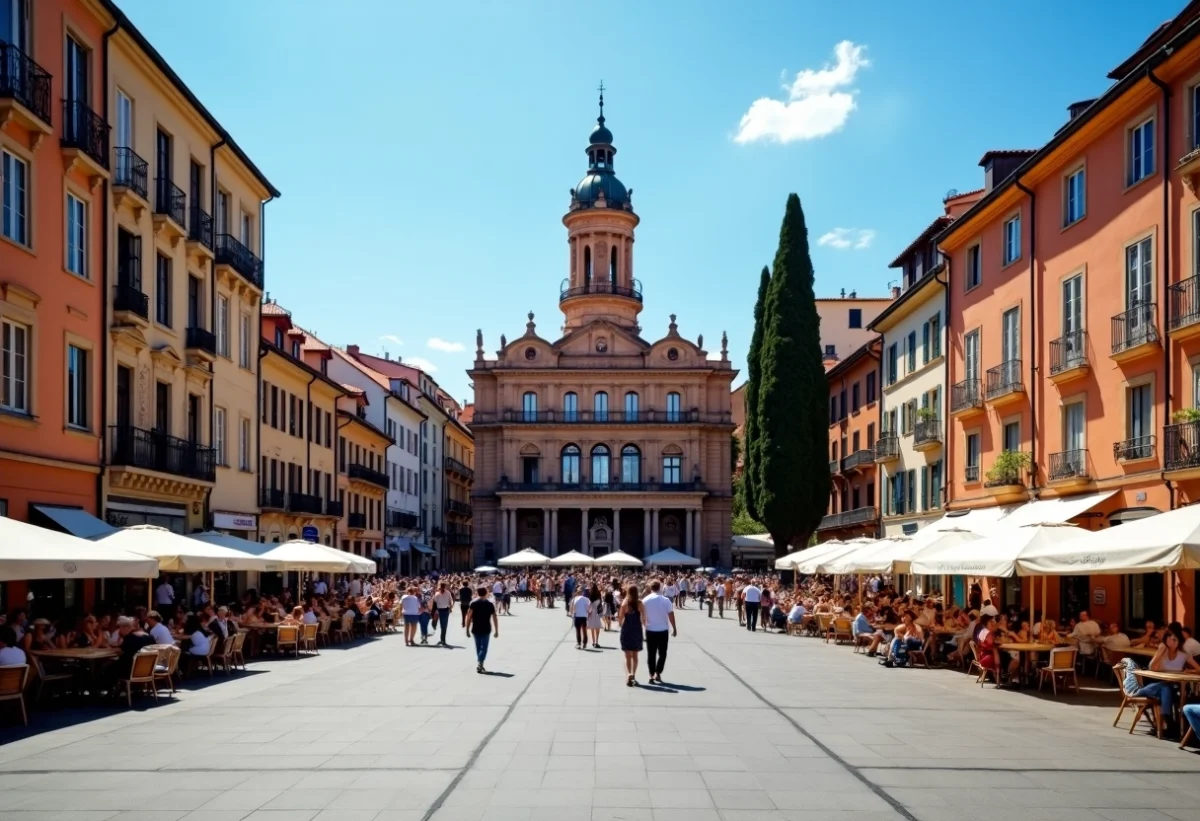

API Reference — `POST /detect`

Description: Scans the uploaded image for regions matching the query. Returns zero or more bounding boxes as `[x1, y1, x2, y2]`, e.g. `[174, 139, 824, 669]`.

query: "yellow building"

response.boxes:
[336, 388, 391, 557]
[103, 11, 279, 535]
[257, 300, 344, 545]
[443, 400, 475, 570]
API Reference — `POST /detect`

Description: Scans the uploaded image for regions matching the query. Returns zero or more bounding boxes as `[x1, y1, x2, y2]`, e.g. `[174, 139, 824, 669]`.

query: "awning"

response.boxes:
[1017, 506, 1200, 576]
[412, 543, 436, 556]
[643, 548, 700, 567]
[733, 534, 773, 550]
[774, 539, 845, 571]
[498, 547, 550, 567]
[99, 525, 274, 572]
[31, 505, 117, 540]
[190, 531, 283, 572]
[911, 523, 1079, 577]
[260, 540, 376, 573]
[388, 537, 411, 552]
[998, 491, 1115, 530]
[372, 548, 389, 559]
[0, 517, 160, 581]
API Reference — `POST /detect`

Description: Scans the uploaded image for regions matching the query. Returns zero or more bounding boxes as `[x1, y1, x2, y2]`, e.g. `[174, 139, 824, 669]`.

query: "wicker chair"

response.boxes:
[317, 617, 332, 646]
[907, 634, 933, 669]
[816, 613, 834, 641]
[0, 664, 29, 726]
[831, 617, 853, 645]
[333, 612, 354, 643]
[151, 644, 181, 695]
[229, 631, 248, 671]
[190, 635, 219, 678]
[1112, 661, 1162, 738]
[214, 633, 238, 675]
[31, 654, 75, 704]
[1038, 647, 1079, 695]
[117, 651, 160, 707]
[277, 625, 301, 657]
[968, 641, 998, 687]
[300, 623, 319, 655]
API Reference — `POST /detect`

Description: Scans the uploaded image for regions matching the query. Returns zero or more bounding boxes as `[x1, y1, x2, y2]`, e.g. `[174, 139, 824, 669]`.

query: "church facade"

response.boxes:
[468, 97, 737, 567]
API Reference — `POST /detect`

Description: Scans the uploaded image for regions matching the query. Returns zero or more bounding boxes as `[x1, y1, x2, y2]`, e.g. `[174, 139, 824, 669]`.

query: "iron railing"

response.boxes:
[446, 499, 472, 516]
[188, 205, 213, 249]
[109, 425, 215, 482]
[348, 463, 388, 488]
[1165, 421, 1200, 471]
[496, 480, 705, 493]
[185, 327, 216, 355]
[841, 449, 874, 472]
[873, 435, 899, 460]
[289, 492, 324, 515]
[113, 147, 148, 198]
[113, 282, 148, 319]
[985, 359, 1023, 399]
[61, 99, 109, 169]
[0, 43, 51, 125]
[386, 510, 419, 529]
[444, 529, 472, 546]
[1049, 331, 1088, 374]
[951, 378, 982, 412]
[325, 500, 344, 517]
[215, 233, 264, 290]
[445, 456, 474, 479]
[154, 177, 186, 228]
[1171, 275, 1200, 332]
[560, 281, 643, 303]
[476, 408, 728, 425]
[965, 465, 980, 483]
[259, 488, 285, 510]
[1111, 303, 1158, 354]
[1049, 448, 1089, 481]
[1113, 435, 1155, 462]
[914, 418, 942, 447]
[348, 512, 367, 529]
[828, 459, 839, 475]
[817, 506, 878, 531]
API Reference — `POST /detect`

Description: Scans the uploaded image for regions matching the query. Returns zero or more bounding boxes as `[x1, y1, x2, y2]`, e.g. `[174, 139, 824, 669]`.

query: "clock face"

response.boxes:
[596, 339, 608, 352]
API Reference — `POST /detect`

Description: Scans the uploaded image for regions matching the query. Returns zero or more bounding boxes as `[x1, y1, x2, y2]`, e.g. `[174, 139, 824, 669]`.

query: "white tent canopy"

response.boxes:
[498, 548, 551, 567]
[911, 523, 1078, 577]
[733, 534, 773, 549]
[643, 547, 700, 567]
[0, 516, 160, 581]
[997, 491, 1115, 530]
[593, 550, 644, 567]
[98, 525, 272, 572]
[1017, 506, 1200, 575]
[475, 565, 499, 574]
[260, 540, 375, 573]
[549, 550, 594, 566]
[825, 534, 925, 575]
[774, 540, 842, 571]
[791, 541, 862, 574]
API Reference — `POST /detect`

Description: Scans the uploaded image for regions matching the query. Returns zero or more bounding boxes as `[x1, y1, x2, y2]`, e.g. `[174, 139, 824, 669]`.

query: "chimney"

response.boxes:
[891, 286, 901, 300]
[840, 288, 846, 298]
[383, 352, 390, 360]
[347, 344, 360, 357]
[980, 150, 1034, 192]
[1067, 99, 1096, 122]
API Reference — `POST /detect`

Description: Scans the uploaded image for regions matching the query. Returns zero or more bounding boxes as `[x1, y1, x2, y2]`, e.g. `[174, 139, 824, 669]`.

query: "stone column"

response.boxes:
[651, 508, 660, 550]
[500, 508, 509, 556]
[613, 508, 621, 553]
[550, 509, 559, 554]
[643, 511, 651, 554]
[694, 509, 703, 561]
[685, 508, 694, 556]
[543, 508, 551, 553]
[581, 508, 590, 554]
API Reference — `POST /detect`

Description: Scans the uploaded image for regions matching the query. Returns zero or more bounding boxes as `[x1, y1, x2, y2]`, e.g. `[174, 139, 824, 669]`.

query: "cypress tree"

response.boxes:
[755, 194, 829, 555]
[742, 266, 770, 521]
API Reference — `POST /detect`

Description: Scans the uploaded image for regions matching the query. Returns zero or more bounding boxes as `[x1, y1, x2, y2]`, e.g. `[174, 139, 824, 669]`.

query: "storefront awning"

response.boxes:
[388, 537, 412, 552]
[412, 543, 436, 556]
[998, 491, 1115, 530]
[31, 505, 117, 540]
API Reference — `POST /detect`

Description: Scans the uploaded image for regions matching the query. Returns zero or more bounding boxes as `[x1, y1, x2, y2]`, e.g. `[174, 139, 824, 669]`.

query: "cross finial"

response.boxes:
[597, 80, 605, 120]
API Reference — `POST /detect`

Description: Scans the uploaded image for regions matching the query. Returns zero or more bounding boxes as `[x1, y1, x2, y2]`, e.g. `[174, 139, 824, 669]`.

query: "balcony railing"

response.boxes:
[188, 205, 213, 249]
[914, 418, 942, 448]
[259, 488, 285, 510]
[113, 147, 148, 198]
[154, 177, 186, 228]
[386, 509, 419, 529]
[560, 280, 643, 303]
[0, 43, 51, 125]
[325, 500, 344, 518]
[445, 456, 474, 479]
[951, 378, 982, 413]
[985, 359, 1023, 400]
[1048, 448, 1089, 481]
[1111, 303, 1158, 354]
[840, 449, 874, 472]
[1171, 275, 1200, 332]
[109, 425, 215, 482]
[61, 98, 109, 169]
[965, 465, 980, 483]
[446, 499, 472, 516]
[215, 233, 264, 290]
[1049, 331, 1088, 375]
[348, 512, 367, 530]
[474, 408, 730, 425]
[289, 492, 324, 515]
[444, 529, 472, 546]
[496, 480, 705, 493]
[1113, 435, 1155, 462]
[113, 282, 148, 319]
[185, 327, 216, 355]
[828, 459, 839, 475]
[817, 506, 878, 531]
[873, 435, 898, 461]
[1165, 420, 1200, 472]
[348, 463, 388, 488]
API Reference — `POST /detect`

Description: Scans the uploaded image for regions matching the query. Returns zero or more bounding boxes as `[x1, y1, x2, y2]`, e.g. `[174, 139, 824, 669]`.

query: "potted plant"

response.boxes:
[915, 407, 938, 421]
[1172, 407, 1200, 424]
[985, 449, 1030, 487]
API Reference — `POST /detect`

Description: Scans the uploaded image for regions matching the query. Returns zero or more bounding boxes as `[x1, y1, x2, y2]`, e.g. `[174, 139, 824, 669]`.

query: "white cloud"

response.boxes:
[427, 337, 465, 353]
[735, 41, 869, 144]
[818, 228, 875, 251]
[404, 356, 438, 373]
[379, 334, 404, 347]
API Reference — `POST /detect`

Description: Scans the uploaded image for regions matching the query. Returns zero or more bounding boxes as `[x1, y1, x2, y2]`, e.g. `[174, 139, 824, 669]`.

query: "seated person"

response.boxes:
[184, 615, 212, 657]
[1036, 619, 1060, 644]
[787, 600, 808, 626]
[302, 604, 319, 625]
[1131, 619, 1161, 648]
[768, 602, 787, 631]
[1183, 626, 1200, 657]
[114, 616, 156, 676]
[1068, 610, 1102, 656]
[887, 612, 925, 666]
[145, 611, 174, 646]
[20, 619, 55, 654]
[1103, 622, 1131, 652]
[0, 626, 26, 665]
[973, 614, 998, 676]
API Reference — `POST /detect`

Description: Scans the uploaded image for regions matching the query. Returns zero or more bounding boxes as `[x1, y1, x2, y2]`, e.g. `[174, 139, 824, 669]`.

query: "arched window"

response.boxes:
[584, 246, 592, 287]
[621, 444, 641, 484]
[561, 444, 581, 485]
[609, 246, 617, 284]
[591, 444, 611, 485]
[624, 391, 639, 422]
[563, 391, 578, 422]
[522, 391, 538, 422]
[594, 391, 608, 422]
[666, 391, 681, 422]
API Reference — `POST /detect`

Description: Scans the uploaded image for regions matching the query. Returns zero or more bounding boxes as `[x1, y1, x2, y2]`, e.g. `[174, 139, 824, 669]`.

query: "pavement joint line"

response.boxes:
[0, 766, 464, 774]
[419, 620, 572, 821]
[696, 642, 921, 821]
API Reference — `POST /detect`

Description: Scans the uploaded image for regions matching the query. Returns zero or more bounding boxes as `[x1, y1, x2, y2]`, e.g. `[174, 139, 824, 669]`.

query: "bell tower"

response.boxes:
[561, 85, 642, 334]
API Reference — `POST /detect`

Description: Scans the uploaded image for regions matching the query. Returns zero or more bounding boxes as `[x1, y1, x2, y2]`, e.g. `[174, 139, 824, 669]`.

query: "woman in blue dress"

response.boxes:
[618, 585, 647, 687]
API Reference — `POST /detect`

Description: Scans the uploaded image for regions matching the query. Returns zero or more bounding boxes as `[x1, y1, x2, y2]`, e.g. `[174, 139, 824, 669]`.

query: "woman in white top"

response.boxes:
[184, 615, 211, 657]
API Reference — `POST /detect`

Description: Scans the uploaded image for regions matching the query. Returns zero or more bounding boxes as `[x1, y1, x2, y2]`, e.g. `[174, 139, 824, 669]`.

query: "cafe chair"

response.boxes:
[192, 635, 220, 678]
[817, 614, 834, 641]
[0, 664, 29, 726]
[215, 634, 238, 675]
[32, 655, 75, 705]
[300, 622, 319, 655]
[277, 625, 301, 657]
[968, 641, 998, 687]
[333, 612, 354, 643]
[117, 651, 160, 707]
[831, 617, 853, 645]
[151, 644, 181, 695]
[1039, 647, 1079, 695]
[229, 631, 248, 671]
[852, 632, 872, 653]
[317, 617, 332, 646]
[908, 635, 933, 669]
[1112, 662, 1162, 739]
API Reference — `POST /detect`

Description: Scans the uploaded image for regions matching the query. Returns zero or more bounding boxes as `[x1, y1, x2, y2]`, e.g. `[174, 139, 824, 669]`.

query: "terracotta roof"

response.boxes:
[459, 404, 475, 426]
[888, 215, 953, 269]
[261, 301, 290, 317]
[944, 187, 983, 201]
[340, 382, 364, 396]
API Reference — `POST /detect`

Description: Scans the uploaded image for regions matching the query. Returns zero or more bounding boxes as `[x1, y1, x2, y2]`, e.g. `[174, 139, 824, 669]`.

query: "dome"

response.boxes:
[574, 172, 629, 207]
[589, 119, 613, 145]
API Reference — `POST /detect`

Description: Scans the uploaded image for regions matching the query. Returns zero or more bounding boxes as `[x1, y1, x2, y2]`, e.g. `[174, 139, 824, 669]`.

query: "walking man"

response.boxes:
[433, 582, 453, 646]
[743, 580, 763, 632]
[642, 580, 677, 685]
[465, 586, 499, 674]
[715, 579, 725, 618]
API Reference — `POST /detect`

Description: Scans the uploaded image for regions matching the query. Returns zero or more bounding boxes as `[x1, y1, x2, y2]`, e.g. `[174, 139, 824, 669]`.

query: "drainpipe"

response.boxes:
[98, 21, 120, 526]
[1149, 66, 1175, 511]
[935, 254, 950, 508]
[1015, 178, 1038, 493]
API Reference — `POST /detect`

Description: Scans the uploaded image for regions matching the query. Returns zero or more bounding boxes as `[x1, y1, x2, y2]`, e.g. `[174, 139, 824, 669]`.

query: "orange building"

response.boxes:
[942, 1, 1200, 625]
[820, 338, 881, 541]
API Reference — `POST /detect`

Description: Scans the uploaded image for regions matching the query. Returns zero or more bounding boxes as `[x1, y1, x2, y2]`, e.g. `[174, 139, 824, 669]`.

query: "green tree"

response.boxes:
[742, 267, 770, 521]
[755, 194, 829, 556]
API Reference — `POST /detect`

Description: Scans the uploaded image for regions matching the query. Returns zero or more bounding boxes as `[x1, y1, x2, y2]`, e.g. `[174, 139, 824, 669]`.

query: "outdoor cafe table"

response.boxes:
[31, 647, 120, 696]
[1133, 670, 1200, 716]
[999, 642, 1057, 681]
[1122, 646, 1159, 660]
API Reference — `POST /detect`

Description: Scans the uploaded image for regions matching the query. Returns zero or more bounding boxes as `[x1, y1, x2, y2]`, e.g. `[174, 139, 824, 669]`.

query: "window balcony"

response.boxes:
[112, 282, 149, 326]
[1165, 420, 1200, 476]
[983, 467, 1026, 502]
[347, 512, 367, 530]
[0, 43, 51, 145]
[259, 488, 285, 510]
[112, 147, 148, 217]
[913, 418, 942, 452]
[109, 425, 215, 483]
[1049, 331, 1089, 386]
[560, 279, 643, 304]
[386, 509, 419, 529]
[289, 492, 324, 516]
[475, 408, 729, 425]
[153, 177, 187, 245]
[1113, 435, 1155, 463]
[1111, 303, 1160, 363]
[1170, 275, 1200, 340]
[950, 378, 983, 417]
[445, 455, 474, 480]
[60, 98, 109, 184]
[185, 327, 216, 362]
[1048, 448, 1090, 485]
[348, 463, 388, 489]
[873, 435, 899, 463]
[985, 359, 1024, 407]
[215, 233, 264, 291]
[325, 500, 344, 518]
[495, 480, 705, 493]
[446, 499, 472, 516]
[840, 449, 874, 473]
[828, 459, 840, 475]
[816, 506, 878, 532]
[964, 465, 980, 484]
[445, 528, 472, 547]
[187, 204, 214, 261]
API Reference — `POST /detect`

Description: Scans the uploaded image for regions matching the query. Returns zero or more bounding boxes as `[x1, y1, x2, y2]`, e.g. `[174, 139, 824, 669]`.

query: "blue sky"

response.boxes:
[123, 0, 1182, 401]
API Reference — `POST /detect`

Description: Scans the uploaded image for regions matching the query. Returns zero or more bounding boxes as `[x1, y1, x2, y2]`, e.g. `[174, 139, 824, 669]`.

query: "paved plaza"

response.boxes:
[3, 601, 1200, 821]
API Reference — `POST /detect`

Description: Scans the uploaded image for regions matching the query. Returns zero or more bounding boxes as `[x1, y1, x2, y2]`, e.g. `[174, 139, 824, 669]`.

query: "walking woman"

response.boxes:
[587, 584, 603, 649]
[618, 584, 647, 686]
[602, 584, 617, 632]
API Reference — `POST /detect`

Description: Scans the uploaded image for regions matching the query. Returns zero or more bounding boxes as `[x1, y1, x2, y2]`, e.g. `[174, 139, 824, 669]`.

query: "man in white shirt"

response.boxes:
[0, 627, 24, 666]
[742, 582, 763, 632]
[1103, 622, 1132, 651]
[788, 601, 808, 626]
[980, 600, 999, 618]
[155, 580, 176, 611]
[664, 580, 679, 609]
[715, 581, 726, 618]
[571, 591, 592, 649]
[642, 581, 677, 685]
[1183, 627, 1200, 657]
[1069, 610, 1102, 657]
[400, 587, 421, 647]
[313, 578, 328, 596]
[146, 611, 173, 646]
[349, 577, 362, 597]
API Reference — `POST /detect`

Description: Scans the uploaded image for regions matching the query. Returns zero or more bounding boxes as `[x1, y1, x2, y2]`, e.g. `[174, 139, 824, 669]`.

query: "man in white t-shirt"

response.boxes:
[155, 580, 176, 610]
[1103, 621, 1132, 651]
[980, 600, 1000, 618]
[571, 591, 592, 649]
[313, 578, 328, 596]
[349, 578, 362, 597]
[715, 580, 726, 618]
[642, 581, 677, 685]
[0, 627, 24, 666]
[146, 611, 173, 646]
[400, 587, 421, 647]
[1069, 610, 1102, 658]
[742, 583, 763, 632]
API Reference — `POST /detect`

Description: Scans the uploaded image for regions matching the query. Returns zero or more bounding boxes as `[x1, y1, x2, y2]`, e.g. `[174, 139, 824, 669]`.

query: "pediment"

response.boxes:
[647, 334, 704, 367]
[552, 319, 649, 358]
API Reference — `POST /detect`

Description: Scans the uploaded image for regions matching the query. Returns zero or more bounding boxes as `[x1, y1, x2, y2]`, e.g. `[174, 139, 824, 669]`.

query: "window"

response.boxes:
[865, 372, 876, 404]
[1129, 382, 1153, 444]
[1003, 421, 1021, 454]
[906, 469, 916, 513]
[1194, 85, 1200, 150]
[965, 243, 981, 290]
[662, 455, 682, 485]
[848, 308, 862, 329]
[594, 391, 608, 421]
[116, 228, 140, 289]
[66, 344, 88, 428]
[851, 382, 860, 413]
[291, 340, 300, 359]
[965, 329, 981, 378]
[241, 211, 253, 249]
[239, 417, 250, 470]
[563, 391, 578, 422]
[891, 472, 907, 516]
[1, 318, 28, 413]
[155, 381, 170, 433]
[965, 433, 980, 480]
[216, 295, 230, 357]
[906, 331, 917, 372]
[155, 253, 171, 326]
[522, 391, 537, 422]
[65, 193, 87, 277]
[1126, 236, 1153, 309]
[624, 391, 639, 421]
[591, 445, 610, 485]
[1064, 167, 1086, 225]
[887, 343, 898, 385]
[1003, 214, 1021, 265]
[561, 444, 581, 484]
[824, 344, 836, 357]
[929, 461, 942, 509]
[922, 320, 930, 366]
[239, 313, 251, 368]
[2, 150, 28, 245]
[1129, 118, 1155, 186]
[214, 406, 227, 465]
[829, 396, 837, 425]
[928, 312, 942, 359]
[621, 444, 640, 484]
[274, 327, 284, 347]
[666, 391, 681, 422]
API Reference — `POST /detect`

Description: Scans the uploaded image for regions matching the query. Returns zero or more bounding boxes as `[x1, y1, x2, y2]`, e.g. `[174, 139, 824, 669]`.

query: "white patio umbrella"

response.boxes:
[261, 540, 374, 573]
[98, 525, 272, 572]
[774, 540, 843, 571]
[592, 550, 643, 567]
[549, 550, 595, 566]
[0, 516, 160, 581]
[790, 542, 862, 575]
[498, 547, 550, 567]
[911, 523, 1077, 578]
[836, 528, 981, 576]
[475, 565, 499, 574]
[643, 548, 700, 567]
[1017, 505, 1200, 575]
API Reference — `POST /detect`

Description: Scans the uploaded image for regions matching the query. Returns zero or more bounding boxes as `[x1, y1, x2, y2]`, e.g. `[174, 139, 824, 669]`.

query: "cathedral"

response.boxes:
[468, 93, 737, 566]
